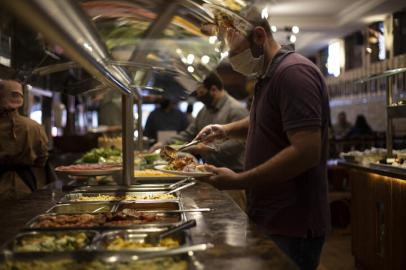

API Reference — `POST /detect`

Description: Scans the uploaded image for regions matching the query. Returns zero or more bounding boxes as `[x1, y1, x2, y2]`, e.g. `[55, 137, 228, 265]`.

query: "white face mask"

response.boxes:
[229, 49, 264, 77]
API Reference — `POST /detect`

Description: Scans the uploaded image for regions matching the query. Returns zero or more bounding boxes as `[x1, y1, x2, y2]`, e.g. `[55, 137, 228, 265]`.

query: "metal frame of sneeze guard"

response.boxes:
[1, 0, 138, 185]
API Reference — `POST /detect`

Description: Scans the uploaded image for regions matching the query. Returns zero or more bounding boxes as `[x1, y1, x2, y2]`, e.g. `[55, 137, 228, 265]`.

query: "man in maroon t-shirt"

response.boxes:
[196, 13, 330, 270]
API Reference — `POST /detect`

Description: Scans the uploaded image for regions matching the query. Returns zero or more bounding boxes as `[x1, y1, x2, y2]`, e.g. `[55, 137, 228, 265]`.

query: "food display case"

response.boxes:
[0, 0, 298, 269]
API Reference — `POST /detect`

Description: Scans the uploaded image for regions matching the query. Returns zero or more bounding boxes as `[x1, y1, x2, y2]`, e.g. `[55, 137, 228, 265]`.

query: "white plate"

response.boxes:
[54, 167, 122, 176]
[154, 165, 213, 178]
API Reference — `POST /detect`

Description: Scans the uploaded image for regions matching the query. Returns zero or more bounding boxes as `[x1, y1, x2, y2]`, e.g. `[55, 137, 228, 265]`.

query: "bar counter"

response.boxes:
[338, 160, 406, 180]
[0, 182, 297, 270]
[338, 160, 406, 270]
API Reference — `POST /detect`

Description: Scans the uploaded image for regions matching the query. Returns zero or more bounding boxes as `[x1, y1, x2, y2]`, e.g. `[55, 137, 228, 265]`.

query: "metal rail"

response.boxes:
[1, 0, 139, 185]
[355, 67, 406, 158]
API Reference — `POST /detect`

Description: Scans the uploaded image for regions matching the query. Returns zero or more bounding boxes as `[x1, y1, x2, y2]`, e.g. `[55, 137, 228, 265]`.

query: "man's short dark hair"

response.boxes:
[203, 72, 223, 91]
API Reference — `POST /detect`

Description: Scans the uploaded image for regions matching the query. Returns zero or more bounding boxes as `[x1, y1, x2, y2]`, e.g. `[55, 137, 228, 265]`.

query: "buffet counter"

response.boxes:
[338, 160, 406, 270]
[0, 182, 297, 270]
[338, 160, 406, 180]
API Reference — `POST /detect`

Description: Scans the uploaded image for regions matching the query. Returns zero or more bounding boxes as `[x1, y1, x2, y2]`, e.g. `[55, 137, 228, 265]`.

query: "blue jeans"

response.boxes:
[270, 234, 325, 270]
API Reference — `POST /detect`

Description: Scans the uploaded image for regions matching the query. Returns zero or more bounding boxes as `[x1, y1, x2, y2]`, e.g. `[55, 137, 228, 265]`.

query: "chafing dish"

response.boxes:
[25, 211, 185, 230]
[2, 230, 99, 254]
[115, 201, 181, 212]
[0, 253, 190, 270]
[47, 203, 115, 214]
[92, 228, 186, 252]
[58, 191, 179, 204]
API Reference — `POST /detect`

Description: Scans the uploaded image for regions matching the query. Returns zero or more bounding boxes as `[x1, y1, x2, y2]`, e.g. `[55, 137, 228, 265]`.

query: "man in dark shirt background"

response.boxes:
[144, 97, 188, 142]
[196, 9, 330, 270]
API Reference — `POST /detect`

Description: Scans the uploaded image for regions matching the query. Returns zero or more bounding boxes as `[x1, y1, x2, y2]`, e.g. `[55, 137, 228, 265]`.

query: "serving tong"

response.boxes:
[121, 208, 211, 215]
[160, 140, 215, 161]
[145, 219, 196, 244]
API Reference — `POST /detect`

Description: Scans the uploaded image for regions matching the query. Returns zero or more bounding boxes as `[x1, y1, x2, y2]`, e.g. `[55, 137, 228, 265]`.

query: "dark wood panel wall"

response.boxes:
[350, 169, 406, 270]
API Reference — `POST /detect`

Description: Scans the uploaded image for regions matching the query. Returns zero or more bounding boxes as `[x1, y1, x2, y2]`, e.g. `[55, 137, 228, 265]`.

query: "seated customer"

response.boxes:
[346, 114, 373, 139]
[0, 80, 48, 200]
[333, 112, 352, 139]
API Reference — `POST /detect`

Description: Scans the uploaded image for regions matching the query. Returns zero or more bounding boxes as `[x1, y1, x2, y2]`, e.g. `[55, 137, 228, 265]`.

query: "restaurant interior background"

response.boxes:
[1, 0, 406, 269]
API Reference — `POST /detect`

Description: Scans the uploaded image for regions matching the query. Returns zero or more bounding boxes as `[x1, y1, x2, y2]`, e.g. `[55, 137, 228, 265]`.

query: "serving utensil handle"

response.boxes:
[159, 219, 196, 240]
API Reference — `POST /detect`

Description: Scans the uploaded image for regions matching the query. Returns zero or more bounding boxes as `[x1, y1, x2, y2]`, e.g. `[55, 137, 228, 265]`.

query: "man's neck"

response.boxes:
[263, 40, 282, 69]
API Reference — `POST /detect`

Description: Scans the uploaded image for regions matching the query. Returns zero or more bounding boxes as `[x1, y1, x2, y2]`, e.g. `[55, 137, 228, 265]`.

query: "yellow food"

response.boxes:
[72, 194, 176, 202]
[0, 257, 187, 270]
[105, 236, 180, 250]
[134, 169, 176, 177]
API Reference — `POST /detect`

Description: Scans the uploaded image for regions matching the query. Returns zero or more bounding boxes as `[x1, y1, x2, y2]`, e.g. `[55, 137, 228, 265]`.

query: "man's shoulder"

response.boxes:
[14, 115, 45, 134]
[16, 115, 42, 128]
[277, 53, 320, 75]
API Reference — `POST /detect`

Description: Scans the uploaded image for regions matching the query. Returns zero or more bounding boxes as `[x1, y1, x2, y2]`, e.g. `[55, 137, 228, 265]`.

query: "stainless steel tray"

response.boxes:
[25, 211, 185, 231]
[0, 252, 191, 269]
[47, 202, 116, 214]
[2, 230, 99, 255]
[71, 185, 173, 193]
[71, 178, 192, 192]
[58, 191, 180, 204]
[115, 201, 181, 212]
[92, 228, 187, 252]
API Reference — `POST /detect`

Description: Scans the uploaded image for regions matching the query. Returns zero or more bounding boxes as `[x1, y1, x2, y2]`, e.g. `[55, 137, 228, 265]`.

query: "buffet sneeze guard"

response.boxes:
[0, 0, 140, 185]
[0, 0, 224, 185]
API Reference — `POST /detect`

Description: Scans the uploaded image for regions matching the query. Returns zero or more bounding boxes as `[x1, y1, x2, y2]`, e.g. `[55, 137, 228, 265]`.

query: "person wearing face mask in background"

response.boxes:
[144, 96, 189, 142]
[0, 80, 48, 200]
[195, 7, 330, 270]
[150, 72, 248, 210]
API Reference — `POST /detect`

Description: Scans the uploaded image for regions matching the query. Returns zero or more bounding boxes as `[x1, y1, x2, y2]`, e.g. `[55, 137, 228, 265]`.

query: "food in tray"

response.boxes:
[0, 257, 188, 270]
[55, 163, 122, 172]
[48, 203, 114, 214]
[32, 211, 164, 228]
[98, 136, 122, 150]
[339, 148, 387, 164]
[13, 232, 90, 252]
[70, 193, 176, 202]
[165, 156, 206, 173]
[134, 169, 176, 177]
[104, 236, 180, 250]
[76, 147, 122, 164]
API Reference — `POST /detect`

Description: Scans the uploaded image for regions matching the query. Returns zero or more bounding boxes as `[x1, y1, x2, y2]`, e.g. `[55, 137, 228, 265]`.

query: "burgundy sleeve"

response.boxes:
[276, 64, 323, 132]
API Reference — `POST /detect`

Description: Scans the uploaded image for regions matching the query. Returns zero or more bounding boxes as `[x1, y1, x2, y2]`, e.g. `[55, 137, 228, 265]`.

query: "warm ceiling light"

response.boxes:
[201, 55, 210, 64]
[187, 66, 194, 73]
[271, 25, 277, 33]
[289, 35, 297, 43]
[292, 25, 300, 34]
[209, 36, 217, 44]
[187, 54, 195, 64]
[261, 7, 269, 19]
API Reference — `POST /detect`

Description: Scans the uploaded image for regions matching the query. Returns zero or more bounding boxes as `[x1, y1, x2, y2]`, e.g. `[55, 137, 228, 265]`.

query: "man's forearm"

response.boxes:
[239, 144, 319, 188]
[224, 116, 249, 139]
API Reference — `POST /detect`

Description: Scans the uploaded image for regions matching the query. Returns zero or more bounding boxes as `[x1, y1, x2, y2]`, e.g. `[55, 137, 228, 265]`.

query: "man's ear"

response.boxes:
[253, 26, 266, 45]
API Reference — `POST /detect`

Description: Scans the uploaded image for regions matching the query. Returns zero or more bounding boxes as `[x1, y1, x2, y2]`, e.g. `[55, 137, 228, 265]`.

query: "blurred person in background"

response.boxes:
[345, 114, 373, 139]
[144, 96, 188, 142]
[97, 89, 122, 127]
[0, 80, 48, 200]
[150, 72, 248, 210]
[333, 112, 352, 139]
